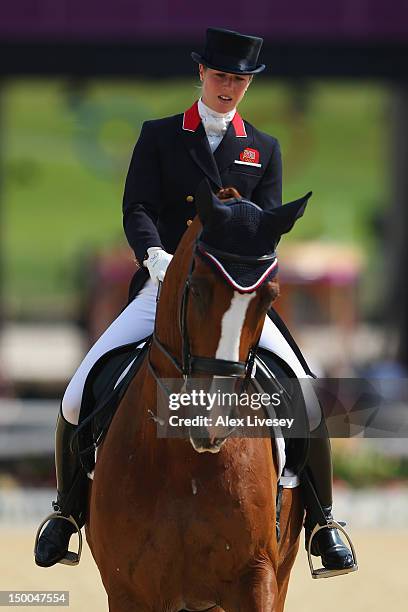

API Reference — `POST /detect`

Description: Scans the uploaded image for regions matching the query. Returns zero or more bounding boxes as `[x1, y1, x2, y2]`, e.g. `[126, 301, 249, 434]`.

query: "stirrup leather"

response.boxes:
[34, 512, 83, 566]
[307, 520, 358, 579]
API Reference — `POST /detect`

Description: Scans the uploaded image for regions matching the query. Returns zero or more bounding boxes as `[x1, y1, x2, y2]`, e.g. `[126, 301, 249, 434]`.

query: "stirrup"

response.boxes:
[34, 512, 83, 566]
[307, 520, 358, 579]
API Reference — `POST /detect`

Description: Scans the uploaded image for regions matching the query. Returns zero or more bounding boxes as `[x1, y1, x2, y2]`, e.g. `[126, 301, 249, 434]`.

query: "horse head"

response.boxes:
[153, 179, 311, 454]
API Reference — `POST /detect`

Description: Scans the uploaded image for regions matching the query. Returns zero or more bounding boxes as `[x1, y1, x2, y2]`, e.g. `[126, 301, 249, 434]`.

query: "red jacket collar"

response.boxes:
[182, 101, 247, 137]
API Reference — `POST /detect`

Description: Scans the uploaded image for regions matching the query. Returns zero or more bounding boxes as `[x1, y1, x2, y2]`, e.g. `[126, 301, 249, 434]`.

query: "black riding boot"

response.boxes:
[35, 410, 88, 568]
[301, 420, 354, 571]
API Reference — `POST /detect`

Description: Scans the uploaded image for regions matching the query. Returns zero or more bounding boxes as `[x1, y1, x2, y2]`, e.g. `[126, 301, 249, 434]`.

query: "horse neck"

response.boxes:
[150, 223, 198, 376]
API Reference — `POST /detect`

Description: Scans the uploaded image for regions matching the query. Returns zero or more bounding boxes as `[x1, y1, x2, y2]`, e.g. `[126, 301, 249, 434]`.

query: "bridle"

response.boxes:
[147, 234, 277, 391]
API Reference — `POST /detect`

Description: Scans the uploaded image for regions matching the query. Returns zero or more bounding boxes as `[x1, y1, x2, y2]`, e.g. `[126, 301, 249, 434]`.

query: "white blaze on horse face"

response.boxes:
[215, 292, 255, 361]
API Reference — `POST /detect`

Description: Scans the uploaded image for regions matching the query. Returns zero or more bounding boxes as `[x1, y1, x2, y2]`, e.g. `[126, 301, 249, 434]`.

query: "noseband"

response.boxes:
[148, 235, 277, 388]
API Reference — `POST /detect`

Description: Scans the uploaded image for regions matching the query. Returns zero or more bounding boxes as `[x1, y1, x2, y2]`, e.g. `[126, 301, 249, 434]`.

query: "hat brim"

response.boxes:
[191, 52, 265, 75]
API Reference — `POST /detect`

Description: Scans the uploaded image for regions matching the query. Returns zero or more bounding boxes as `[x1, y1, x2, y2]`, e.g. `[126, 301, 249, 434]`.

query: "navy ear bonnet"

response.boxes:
[197, 198, 278, 292]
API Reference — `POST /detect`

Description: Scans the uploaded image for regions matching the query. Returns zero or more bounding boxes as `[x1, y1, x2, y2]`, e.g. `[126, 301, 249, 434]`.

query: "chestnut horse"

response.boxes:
[86, 182, 310, 611]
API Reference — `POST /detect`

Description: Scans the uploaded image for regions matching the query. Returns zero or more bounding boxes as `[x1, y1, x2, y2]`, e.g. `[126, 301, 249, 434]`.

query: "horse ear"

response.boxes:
[195, 178, 232, 227]
[263, 191, 312, 237]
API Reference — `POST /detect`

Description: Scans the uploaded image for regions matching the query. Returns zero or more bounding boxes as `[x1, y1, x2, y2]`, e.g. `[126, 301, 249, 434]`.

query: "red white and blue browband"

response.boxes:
[196, 241, 278, 293]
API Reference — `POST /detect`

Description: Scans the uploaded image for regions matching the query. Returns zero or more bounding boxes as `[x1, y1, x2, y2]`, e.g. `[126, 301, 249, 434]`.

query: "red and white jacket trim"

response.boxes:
[182, 101, 247, 137]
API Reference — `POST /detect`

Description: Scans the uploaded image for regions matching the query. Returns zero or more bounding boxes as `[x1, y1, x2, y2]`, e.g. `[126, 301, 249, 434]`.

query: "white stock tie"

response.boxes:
[198, 98, 236, 152]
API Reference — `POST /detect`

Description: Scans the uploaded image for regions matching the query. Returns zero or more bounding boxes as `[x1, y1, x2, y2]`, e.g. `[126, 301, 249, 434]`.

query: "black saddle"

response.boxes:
[76, 337, 151, 473]
[75, 337, 309, 475]
[255, 348, 309, 473]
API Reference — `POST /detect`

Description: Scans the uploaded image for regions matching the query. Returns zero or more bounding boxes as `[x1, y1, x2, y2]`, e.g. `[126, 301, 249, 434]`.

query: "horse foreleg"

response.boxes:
[275, 542, 301, 612]
[180, 609, 225, 612]
[107, 588, 150, 612]
[273, 488, 304, 612]
[222, 564, 278, 612]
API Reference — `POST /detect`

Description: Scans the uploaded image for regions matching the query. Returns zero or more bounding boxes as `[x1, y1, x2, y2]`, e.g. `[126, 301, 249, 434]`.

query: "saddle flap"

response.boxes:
[254, 348, 310, 474]
[76, 336, 151, 473]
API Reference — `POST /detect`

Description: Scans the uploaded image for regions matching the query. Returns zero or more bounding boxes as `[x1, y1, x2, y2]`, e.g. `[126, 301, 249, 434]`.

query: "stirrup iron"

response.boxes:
[307, 520, 358, 579]
[34, 512, 83, 566]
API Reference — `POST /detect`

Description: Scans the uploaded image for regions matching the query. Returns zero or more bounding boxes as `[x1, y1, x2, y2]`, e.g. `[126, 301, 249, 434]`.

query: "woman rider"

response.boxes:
[35, 27, 354, 575]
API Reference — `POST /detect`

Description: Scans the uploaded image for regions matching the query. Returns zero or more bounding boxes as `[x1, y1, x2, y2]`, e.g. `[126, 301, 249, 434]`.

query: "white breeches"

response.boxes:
[61, 278, 322, 429]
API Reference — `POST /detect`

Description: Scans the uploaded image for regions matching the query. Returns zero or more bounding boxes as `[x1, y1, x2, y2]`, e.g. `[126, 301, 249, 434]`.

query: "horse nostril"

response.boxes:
[189, 432, 226, 455]
[208, 433, 217, 445]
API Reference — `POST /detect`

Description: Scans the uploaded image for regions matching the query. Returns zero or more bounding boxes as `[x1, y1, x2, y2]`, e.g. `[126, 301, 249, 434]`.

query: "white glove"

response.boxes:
[143, 247, 173, 285]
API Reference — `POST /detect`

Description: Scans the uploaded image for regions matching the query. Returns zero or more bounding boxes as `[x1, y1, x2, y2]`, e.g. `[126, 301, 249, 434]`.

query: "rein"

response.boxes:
[148, 235, 277, 392]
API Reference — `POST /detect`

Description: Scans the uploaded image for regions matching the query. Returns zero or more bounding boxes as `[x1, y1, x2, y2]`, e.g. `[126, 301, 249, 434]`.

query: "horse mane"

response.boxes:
[216, 186, 242, 201]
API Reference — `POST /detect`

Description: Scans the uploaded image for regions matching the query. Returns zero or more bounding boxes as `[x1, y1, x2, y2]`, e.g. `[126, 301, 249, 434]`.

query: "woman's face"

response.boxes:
[199, 65, 252, 113]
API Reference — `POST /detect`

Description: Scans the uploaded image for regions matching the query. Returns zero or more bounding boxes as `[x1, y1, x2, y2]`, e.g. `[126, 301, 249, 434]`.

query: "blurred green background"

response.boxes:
[2, 78, 387, 317]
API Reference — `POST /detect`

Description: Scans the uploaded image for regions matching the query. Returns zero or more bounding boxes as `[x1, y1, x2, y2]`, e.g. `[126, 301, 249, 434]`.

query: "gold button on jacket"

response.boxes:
[186, 195, 194, 202]
[186, 219, 193, 226]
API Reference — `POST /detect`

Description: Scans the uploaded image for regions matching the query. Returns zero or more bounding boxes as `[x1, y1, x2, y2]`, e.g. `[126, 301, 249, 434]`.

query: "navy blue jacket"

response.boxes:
[123, 101, 282, 302]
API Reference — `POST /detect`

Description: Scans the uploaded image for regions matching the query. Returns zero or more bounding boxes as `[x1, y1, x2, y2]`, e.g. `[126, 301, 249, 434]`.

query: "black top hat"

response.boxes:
[191, 27, 265, 75]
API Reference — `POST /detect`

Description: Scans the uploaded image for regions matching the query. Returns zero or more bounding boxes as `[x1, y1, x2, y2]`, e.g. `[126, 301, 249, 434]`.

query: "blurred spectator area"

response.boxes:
[68, 238, 370, 368]
[87, 240, 373, 376]
[0, 240, 384, 394]
[82, 244, 137, 344]
[84, 241, 365, 339]
[276, 242, 363, 328]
